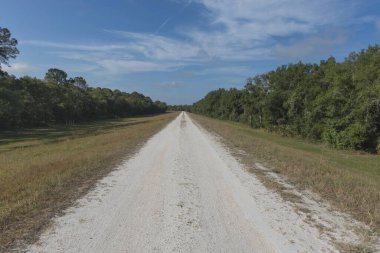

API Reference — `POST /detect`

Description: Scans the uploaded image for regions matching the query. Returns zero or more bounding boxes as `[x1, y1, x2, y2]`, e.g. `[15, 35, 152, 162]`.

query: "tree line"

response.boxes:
[0, 70, 167, 128]
[0, 27, 167, 129]
[167, 104, 192, 112]
[193, 45, 380, 153]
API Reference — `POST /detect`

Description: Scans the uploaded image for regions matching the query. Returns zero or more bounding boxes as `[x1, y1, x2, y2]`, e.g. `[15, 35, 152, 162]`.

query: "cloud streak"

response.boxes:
[155, 17, 171, 33]
[22, 40, 128, 51]
[376, 19, 380, 32]
[274, 33, 347, 59]
[2, 62, 36, 75]
[159, 81, 187, 89]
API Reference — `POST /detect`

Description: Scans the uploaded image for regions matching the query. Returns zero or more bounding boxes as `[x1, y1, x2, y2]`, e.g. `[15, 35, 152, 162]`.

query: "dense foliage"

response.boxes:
[193, 46, 380, 152]
[0, 70, 167, 128]
[167, 104, 192, 111]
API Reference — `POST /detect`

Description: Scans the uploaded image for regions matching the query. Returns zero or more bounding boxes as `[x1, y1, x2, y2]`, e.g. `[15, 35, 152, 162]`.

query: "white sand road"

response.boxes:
[27, 112, 371, 253]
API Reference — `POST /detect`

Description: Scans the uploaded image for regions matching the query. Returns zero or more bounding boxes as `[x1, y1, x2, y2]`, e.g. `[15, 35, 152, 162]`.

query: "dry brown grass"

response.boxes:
[190, 114, 380, 236]
[0, 112, 178, 251]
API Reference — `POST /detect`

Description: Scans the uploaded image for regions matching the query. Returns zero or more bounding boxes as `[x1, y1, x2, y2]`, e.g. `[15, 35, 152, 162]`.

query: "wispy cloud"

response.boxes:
[105, 30, 207, 62]
[155, 17, 172, 33]
[2, 62, 36, 75]
[376, 19, 380, 32]
[159, 81, 186, 89]
[274, 33, 347, 59]
[22, 35, 202, 74]
[196, 66, 252, 76]
[22, 0, 359, 76]
[183, 0, 354, 60]
[22, 40, 128, 51]
[98, 59, 184, 74]
[156, 0, 193, 34]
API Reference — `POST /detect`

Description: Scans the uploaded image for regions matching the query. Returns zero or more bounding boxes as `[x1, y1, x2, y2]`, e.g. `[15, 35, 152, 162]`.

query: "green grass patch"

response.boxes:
[0, 115, 162, 152]
[227, 121, 380, 179]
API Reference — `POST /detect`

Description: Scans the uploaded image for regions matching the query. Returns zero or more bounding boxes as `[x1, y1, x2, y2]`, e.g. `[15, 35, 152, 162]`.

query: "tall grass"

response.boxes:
[0, 113, 178, 251]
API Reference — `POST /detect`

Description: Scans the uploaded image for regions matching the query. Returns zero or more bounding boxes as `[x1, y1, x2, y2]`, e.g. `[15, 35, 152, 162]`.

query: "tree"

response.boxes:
[244, 76, 268, 128]
[154, 101, 168, 113]
[0, 27, 19, 75]
[44, 68, 68, 84]
[72, 76, 88, 90]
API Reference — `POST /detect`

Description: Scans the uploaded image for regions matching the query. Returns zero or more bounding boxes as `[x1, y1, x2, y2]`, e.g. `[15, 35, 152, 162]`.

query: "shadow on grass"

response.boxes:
[0, 115, 166, 152]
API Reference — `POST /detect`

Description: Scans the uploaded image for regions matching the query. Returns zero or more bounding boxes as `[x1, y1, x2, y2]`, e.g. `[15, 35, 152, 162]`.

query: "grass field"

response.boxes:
[0, 112, 178, 251]
[191, 114, 380, 235]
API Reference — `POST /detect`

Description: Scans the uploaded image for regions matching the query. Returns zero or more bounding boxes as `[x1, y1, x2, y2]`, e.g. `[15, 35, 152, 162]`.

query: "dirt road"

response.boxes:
[28, 113, 356, 252]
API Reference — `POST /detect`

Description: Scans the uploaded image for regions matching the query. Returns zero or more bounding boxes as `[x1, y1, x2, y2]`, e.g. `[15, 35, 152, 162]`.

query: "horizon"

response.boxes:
[1, 0, 379, 104]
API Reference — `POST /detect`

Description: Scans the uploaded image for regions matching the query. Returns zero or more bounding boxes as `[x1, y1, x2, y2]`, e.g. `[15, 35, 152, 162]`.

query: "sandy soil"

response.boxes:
[27, 112, 362, 253]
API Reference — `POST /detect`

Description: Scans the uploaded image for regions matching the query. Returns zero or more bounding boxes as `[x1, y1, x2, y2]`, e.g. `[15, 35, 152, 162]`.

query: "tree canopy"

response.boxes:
[44, 68, 68, 85]
[0, 68, 167, 128]
[192, 45, 380, 153]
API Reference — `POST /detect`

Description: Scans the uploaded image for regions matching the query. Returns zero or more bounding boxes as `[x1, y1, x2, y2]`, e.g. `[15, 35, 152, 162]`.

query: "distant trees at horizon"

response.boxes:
[167, 105, 192, 112]
[0, 69, 168, 128]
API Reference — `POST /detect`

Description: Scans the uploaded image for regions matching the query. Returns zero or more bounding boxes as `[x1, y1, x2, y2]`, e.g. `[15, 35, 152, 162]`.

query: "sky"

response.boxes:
[1, 0, 379, 104]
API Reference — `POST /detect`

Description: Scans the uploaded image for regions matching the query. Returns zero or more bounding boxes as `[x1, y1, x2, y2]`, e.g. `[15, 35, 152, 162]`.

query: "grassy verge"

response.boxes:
[190, 114, 380, 234]
[0, 112, 178, 251]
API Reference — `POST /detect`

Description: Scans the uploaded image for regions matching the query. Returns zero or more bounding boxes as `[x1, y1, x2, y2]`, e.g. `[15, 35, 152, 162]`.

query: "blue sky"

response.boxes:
[1, 0, 379, 104]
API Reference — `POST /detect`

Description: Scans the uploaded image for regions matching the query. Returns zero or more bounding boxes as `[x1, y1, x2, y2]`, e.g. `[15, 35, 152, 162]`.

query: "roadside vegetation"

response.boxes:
[0, 112, 178, 251]
[192, 45, 380, 153]
[191, 114, 380, 236]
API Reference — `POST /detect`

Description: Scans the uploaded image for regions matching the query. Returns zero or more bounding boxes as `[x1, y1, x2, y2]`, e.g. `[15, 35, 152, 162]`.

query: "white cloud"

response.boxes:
[376, 19, 380, 32]
[2, 62, 35, 75]
[184, 0, 352, 59]
[106, 30, 207, 62]
[159, 81, 186, 88]
[22, 40, 127, 51]
[24, 32, 208, 75]
[197, 66, 252, 76]
[274, 33, 347, 59]
[98, 59, 183, 74]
